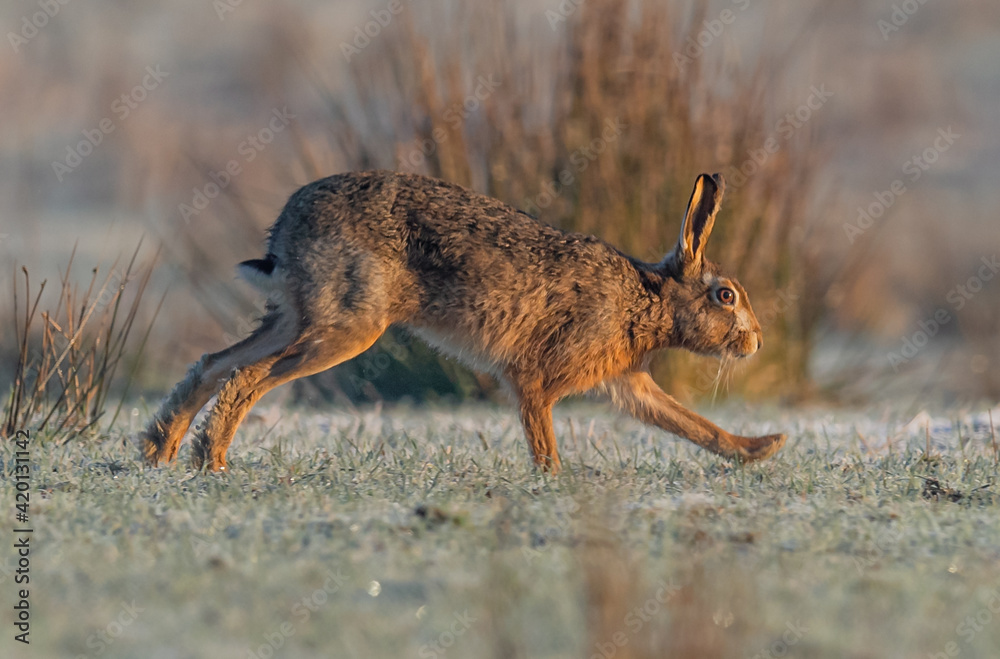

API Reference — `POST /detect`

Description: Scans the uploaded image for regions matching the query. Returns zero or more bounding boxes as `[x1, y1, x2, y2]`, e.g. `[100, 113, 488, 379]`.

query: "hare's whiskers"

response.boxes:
[710, 357, 727, 403]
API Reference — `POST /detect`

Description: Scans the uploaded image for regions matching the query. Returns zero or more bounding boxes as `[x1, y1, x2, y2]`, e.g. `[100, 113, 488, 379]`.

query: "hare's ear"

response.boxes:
[672, 173, 725, 276]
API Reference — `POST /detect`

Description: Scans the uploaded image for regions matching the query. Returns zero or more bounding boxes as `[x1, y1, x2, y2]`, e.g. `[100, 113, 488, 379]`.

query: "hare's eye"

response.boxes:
[715, 287, 735, 305]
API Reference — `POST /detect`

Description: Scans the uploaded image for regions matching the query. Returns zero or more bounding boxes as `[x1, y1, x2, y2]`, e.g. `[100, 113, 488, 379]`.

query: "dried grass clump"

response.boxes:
[2, 244, 160, 442]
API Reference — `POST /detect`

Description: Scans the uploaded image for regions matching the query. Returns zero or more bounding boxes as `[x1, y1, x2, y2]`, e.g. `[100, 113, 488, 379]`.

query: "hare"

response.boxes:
[141, 170, 785, 473]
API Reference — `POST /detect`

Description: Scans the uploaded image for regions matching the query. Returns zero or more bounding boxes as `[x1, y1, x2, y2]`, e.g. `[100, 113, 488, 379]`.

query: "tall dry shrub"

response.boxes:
[297, 0, 832, 400]
[167, 0, 835, 403]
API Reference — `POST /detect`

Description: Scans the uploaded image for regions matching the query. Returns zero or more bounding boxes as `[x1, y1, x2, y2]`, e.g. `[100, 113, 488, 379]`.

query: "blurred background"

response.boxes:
[1, 0, 998, 429]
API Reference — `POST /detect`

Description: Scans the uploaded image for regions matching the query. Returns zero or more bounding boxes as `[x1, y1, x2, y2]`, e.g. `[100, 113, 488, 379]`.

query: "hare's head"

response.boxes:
[661, 173, 763, 359]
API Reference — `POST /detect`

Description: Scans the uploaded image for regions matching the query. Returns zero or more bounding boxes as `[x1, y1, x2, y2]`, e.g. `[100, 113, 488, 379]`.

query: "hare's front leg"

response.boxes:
[519, 400, 561, 473]
[603, 371, 785, 462]
[511, 379, 561, 472]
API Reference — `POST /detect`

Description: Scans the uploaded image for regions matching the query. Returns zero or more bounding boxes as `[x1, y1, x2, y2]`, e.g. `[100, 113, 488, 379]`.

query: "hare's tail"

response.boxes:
[237, 254, 282, 294]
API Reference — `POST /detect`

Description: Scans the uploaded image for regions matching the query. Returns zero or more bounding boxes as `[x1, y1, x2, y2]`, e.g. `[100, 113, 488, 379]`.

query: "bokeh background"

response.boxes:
[2, 0, 998, 420]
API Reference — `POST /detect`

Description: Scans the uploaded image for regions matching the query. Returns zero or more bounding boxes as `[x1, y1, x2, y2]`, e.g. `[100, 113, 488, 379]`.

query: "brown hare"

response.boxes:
[141, 170, 785, 473]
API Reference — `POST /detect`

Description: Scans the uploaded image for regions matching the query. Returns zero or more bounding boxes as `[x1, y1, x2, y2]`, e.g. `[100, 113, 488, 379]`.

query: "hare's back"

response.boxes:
[273, 171, 617, 281]
[270, 170, 631, 314]
[390, 172, 610, 278]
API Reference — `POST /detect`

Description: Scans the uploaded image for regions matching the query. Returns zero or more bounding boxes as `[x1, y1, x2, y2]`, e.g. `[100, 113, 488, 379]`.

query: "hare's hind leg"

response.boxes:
[191, 322, 386, 472]
[141, 310, 296, 466]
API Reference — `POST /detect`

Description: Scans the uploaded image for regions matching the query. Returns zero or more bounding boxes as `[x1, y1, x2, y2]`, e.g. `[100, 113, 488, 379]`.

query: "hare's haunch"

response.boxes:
[141, 171, 786, 472]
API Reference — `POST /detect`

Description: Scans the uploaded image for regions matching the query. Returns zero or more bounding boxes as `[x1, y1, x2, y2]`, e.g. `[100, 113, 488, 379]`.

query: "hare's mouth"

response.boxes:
[729, 330, 761, 358]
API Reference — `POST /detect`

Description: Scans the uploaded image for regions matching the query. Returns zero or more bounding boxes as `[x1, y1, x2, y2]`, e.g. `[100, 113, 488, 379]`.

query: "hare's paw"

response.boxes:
[138, 423, 168, 466]
[736, 433, 786, 462]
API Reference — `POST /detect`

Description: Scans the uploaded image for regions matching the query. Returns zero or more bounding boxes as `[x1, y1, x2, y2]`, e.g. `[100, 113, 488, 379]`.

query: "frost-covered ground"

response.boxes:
[2, 403, 999, 658]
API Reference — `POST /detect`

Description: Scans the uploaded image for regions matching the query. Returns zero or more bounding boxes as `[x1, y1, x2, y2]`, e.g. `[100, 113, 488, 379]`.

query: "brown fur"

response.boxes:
[140, 171, 785, 472]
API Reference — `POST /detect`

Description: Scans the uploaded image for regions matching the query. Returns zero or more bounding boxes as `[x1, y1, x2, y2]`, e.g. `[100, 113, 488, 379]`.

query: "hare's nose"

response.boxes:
[755, 330, 763, 351]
